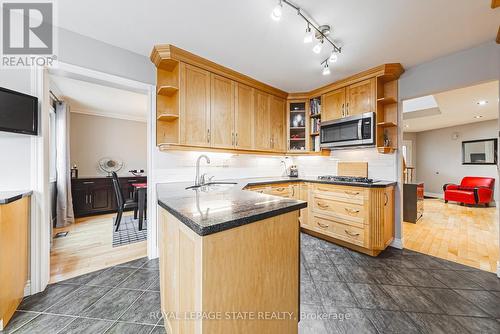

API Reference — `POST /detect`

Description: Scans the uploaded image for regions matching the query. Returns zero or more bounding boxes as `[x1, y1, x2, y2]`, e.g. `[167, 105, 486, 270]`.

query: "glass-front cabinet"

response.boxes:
[288, 102, 307, 151]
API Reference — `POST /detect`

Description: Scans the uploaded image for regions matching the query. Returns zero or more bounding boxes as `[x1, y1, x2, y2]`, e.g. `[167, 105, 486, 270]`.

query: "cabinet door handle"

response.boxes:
[291, 186, 295, 197]
[346, 102, 349, 115]
[235, 133, 238, 146]
[83, 181, 94, 184]
[345, 191, 360, 196]
[342, 103, 345, 117]
[317, 202, 329, 209]
[85, 194, 88, 204]
[207, 129, 211, 143]
[317, 222, 329, 229]
[384, 193, 388, 206]
[345, 230, 360, 237]
[231, 132, 235, 146]
[345, 208, 360, 214]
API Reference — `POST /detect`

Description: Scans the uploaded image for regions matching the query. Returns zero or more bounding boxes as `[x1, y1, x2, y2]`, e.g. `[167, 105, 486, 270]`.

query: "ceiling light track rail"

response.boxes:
[281, 0, 342, 54]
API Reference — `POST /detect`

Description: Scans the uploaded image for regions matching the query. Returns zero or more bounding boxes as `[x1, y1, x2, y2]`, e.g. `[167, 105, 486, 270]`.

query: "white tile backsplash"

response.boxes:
[153, 147, 397, 183]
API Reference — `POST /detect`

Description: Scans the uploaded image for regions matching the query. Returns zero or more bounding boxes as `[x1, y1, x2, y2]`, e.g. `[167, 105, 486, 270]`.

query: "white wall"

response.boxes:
[415, 120, 498, 200]
[70, 113, 147, 177]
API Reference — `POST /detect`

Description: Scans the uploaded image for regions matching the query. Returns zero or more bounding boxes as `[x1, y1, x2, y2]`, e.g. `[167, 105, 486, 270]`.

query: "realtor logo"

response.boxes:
[1, 1, 56, 67]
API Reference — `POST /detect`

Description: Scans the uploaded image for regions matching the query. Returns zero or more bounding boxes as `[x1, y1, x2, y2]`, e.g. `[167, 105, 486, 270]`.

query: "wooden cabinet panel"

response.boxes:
[253, 90, 271, 151]
[322, 88, 345, 121]
[346, 78, 375, 116]
[180, 64, 211, 146]
[235, 83, 254, 150]
[210, 74, 235, 149]
[269, 96, 286, 152]
[90, 186, 112, 211]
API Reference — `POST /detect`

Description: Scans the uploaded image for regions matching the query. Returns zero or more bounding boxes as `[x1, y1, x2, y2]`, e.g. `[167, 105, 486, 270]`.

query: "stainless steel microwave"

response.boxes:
[320, 112, 375, 149]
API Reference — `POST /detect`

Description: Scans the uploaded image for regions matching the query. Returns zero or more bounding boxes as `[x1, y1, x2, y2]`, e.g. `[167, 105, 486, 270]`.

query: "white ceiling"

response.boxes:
[50, 75, 148, 122]
[403, 81, 499, 132]
[55, 0, 500, 92]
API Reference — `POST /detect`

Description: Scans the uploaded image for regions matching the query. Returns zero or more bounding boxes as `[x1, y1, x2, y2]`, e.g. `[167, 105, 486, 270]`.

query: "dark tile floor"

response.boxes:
[2, 233, 500, 333]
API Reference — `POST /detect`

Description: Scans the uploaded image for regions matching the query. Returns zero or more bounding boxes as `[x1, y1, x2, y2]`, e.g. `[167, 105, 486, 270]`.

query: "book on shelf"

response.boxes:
[309, 97, 321, 116]
[310, 117, 321, 134]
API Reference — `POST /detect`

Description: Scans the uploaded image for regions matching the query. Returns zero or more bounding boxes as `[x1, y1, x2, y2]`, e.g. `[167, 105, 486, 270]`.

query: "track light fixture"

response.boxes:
[303, 24, 313, 43]
[270, 0, 342, 75]
[271, 0, 283, 21]
[312, 38, 323, 54]
[322, 62, 331, 76]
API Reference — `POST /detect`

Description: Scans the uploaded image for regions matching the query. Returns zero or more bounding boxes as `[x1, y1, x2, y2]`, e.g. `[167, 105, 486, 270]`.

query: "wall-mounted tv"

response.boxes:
[0, 87, 38, 136]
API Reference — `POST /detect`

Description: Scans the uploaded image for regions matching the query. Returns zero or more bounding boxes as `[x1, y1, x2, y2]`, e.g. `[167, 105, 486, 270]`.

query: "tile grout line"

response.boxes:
[103, 290, 148, 334]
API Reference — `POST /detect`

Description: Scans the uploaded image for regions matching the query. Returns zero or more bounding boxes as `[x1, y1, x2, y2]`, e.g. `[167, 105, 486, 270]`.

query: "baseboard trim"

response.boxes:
[424, 192, 442, 199]
[24, 280, 31, 297]
[390, 238, 403, 249]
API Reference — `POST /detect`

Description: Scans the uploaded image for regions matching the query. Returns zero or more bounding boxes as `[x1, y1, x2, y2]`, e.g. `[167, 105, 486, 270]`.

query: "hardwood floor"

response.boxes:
[403, 198, 499, 273]
[50, 212, 147, 284]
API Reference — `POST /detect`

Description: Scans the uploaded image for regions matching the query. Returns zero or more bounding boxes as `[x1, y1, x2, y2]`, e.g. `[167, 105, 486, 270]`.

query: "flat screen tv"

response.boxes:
[0, 87, 38, 135]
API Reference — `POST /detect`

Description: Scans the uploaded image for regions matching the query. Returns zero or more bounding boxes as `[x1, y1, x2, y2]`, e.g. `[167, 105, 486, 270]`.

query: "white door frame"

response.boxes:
[30, 62, 157, 294]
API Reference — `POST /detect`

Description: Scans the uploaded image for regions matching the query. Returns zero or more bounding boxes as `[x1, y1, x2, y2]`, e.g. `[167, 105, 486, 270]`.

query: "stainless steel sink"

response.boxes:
[185, 182, 238, 190]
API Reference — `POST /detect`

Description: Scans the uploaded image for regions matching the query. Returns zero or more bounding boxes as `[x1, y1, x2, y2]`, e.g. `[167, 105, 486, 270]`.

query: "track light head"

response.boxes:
[271, 1, 283, 21]
[329, 51, 338, 63]
[303, 24, 313, 43]
[312, 39, 323, 54]
[322, 62, 330, 75]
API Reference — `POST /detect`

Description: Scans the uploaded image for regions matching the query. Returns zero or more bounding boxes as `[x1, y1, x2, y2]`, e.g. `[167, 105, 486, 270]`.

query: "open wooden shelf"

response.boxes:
[157, 85, 179, 96]
[290, 110, 305, 113]
[290, 138, 306, 141]
[157, 113, 179, 122]
[310, 132, 319, 136]
[376, 97, 397, 105]
[377, 122, 397, 128]
[290, 127, 305, 130]
[310, 113, 321, 118]
[377, 146, 396, 154]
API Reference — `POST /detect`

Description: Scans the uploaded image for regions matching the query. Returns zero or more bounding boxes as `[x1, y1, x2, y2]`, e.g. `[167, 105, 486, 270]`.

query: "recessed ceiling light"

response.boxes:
[477, 100, 488, 106]
[474, 115, 483, 119]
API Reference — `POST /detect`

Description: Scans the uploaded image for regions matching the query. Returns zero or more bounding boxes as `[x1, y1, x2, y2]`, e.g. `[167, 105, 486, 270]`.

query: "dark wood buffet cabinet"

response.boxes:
[71, 176, 147, 217]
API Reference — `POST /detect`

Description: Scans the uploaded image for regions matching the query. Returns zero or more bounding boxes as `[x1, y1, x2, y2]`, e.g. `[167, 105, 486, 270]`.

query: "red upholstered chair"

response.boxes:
[443, 177, 495, 207]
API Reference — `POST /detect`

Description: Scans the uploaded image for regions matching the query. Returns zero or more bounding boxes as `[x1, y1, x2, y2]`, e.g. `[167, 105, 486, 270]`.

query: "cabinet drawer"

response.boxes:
[312, 194, 365, 225]
[312, 184, 366, 205]
[269, 185, 292, 197]
[311, 215, 366, 247]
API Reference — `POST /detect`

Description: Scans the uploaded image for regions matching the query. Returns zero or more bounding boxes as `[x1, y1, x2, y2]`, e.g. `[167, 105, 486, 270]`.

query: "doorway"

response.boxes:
[42, 64, 156, 283]
[401, 81, 499, 272]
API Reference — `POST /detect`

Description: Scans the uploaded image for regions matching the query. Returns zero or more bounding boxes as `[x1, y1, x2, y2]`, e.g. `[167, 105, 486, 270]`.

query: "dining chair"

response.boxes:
[111, 172, 139, 231]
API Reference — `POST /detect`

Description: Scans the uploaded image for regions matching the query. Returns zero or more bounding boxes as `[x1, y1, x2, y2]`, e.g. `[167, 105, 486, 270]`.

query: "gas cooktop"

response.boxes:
[317, 175, 375, 184]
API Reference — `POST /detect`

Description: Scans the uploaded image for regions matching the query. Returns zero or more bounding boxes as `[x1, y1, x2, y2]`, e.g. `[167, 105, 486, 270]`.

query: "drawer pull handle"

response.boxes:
[317, 202, 329, 209]
[345, 191, 360, 196]
[276, 187, 285, 192]
[317, 222, 329, 228]
[345, 208, 360, 214]
[345, 230, 360, 237]
[82, 181, 94, 184]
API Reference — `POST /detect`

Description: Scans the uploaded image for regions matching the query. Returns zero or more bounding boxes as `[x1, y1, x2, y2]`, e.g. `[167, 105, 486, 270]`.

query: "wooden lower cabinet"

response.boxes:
[0, 196, 29, 330]
[247, 182, 394, 256]
[158, 208, 299, 334]
[71, 177, 147, 217]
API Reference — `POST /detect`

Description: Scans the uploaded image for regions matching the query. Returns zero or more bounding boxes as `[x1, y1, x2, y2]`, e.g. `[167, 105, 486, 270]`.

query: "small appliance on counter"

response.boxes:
[288, 165, 299, 177]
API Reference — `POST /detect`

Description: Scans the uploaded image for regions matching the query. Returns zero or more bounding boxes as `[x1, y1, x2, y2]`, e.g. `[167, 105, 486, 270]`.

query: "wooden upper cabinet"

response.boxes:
[254, 90, 271, 151]
[235, 83, 254, 150]
[322, 88, 345, 121]
[180, 64, 211, 146]
[269, 96, 286, 152]
[210, 74, 235, 149]
[346, 78, 375, 116]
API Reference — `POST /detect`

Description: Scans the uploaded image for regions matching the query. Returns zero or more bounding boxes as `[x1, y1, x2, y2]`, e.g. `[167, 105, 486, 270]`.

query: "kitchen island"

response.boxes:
[157, 179, 307, 334]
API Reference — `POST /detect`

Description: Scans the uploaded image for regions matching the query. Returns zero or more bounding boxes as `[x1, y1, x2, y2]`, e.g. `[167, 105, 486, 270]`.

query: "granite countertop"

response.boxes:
[157, 177, 396, 236]
[0, 190, 33, 205]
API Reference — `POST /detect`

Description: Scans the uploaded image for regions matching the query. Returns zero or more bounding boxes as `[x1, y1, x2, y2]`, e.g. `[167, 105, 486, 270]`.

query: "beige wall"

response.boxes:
[70, 113, 147, 177]
[415, 119, 498, 199]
